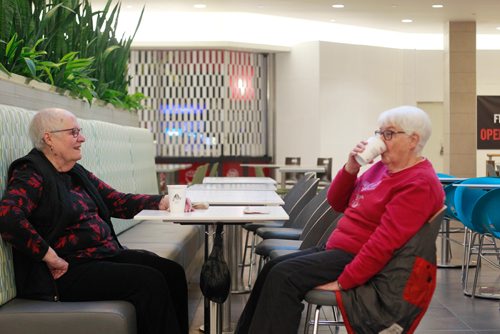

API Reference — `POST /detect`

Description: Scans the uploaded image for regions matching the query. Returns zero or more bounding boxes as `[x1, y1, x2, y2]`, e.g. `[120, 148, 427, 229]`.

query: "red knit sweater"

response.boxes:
[325, 159, 444, 290]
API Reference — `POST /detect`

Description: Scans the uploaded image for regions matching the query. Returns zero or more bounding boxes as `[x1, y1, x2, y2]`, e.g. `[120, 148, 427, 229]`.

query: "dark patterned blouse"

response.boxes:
[0, 163, 162, 262]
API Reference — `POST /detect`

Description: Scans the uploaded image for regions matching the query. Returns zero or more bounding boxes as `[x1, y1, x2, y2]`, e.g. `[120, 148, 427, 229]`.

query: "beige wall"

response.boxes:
[276, 42, 446, 173]
[275, 40, 500, 176]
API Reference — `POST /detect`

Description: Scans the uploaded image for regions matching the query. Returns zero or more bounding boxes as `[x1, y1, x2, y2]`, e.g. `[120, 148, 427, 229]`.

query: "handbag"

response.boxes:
[199, 224, 231, 303]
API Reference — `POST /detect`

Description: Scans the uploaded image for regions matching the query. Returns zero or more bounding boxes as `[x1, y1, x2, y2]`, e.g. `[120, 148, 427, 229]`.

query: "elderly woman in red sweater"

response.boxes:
[235, 105, 445, 334]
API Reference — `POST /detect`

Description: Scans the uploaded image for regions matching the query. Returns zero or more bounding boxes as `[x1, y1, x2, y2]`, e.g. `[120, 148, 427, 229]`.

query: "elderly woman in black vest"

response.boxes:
[0, 108, 190, 334]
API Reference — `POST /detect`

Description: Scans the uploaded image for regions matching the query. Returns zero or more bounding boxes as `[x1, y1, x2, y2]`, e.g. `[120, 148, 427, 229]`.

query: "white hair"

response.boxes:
[377, 105, 432, 154]
[29, 108, 76, 150]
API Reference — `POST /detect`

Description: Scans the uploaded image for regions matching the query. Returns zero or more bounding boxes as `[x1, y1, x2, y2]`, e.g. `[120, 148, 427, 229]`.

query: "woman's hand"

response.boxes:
[344, 140, 367, 175]
[315, 280, 342, 291]
[159, 195, 170, 211]
[43, 247, 68, 279]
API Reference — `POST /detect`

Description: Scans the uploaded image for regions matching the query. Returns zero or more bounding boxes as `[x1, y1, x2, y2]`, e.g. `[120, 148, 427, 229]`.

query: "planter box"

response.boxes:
[0, 72, 138, 127]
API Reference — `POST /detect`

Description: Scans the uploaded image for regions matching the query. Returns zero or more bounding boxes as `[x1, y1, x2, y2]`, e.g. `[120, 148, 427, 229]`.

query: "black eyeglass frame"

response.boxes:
[49, 127, 82, 138]
[374, 129, 406, 141]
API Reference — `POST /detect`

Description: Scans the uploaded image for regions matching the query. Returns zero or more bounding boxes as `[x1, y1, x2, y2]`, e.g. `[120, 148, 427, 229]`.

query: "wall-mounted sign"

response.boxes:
[477, 96, 500, 149]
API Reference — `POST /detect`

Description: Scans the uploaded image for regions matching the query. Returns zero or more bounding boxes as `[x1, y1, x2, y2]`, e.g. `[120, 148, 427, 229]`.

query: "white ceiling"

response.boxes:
[95, 0, 500, 35]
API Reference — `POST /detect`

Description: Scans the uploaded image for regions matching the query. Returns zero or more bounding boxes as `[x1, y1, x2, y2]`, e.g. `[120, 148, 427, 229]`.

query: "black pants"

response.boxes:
[56, 249, 188, 334]
[235, 247, 354, 334]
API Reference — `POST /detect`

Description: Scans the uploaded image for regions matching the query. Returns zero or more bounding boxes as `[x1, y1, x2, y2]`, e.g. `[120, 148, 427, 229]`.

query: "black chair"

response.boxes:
[284, 156, 301, 187]
[240, 175, 319, 289]
[256, 186, 330, 241]
[316, 157, 333, 189]
[254, 206, 340, 270]
[303, 207, 446, 334]
[268, 213, 343, 260]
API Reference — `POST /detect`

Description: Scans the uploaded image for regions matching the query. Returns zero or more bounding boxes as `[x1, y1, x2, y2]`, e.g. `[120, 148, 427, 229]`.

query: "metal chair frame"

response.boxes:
[453, 177, 500, 299]
[303, 207, 446, 334]
[240, 175, 318, 289]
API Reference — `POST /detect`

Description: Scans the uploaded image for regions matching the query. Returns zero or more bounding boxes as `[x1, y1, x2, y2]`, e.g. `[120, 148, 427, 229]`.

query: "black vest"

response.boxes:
[8, 148, 120, 301]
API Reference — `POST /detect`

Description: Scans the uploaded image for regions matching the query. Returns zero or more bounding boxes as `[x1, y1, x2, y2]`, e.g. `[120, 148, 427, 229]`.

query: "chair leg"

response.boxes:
[247, 232, 257, 289]
[332, 306, 341, 322]
[462, 229, 475, 293]
[258, 255, 264, 274]
[472, 235, 484, 298]
[312, 306, 321, 334]
[303, 303, 312, 334]
[240, 229, 250, 278]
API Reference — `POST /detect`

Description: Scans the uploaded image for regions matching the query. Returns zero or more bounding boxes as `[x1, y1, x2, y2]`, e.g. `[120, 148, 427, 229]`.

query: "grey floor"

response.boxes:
[187, 224, 500, 333]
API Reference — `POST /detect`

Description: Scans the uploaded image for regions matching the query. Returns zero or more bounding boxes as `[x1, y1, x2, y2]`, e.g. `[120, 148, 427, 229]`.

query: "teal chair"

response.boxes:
[475, 188, 500, 239]
[191, 163, 209, 185]
[209, 162, 219, 177]
[436, 173, 464, 268]
[454, 177, 500, 298]
[466, 187, 500, 299]
[254, 166, 265, 177]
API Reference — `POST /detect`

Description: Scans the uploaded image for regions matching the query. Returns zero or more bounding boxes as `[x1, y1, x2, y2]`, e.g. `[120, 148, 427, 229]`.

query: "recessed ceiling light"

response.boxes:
[496, 26, 500, 31]
[432, 4, 444, 8]
[332, 4, 344, 9]
[193, 4, 206, 9]
[330, 19, 336, 23]
[401, 19, 413, 23]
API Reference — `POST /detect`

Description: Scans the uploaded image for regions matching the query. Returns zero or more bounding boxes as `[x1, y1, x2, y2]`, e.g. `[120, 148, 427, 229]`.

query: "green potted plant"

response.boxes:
[0, 0, 145, 111]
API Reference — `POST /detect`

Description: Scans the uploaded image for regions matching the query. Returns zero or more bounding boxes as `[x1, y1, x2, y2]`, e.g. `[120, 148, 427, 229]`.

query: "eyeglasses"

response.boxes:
[374, 129, 406, 141]
[49, 127, 82, 138]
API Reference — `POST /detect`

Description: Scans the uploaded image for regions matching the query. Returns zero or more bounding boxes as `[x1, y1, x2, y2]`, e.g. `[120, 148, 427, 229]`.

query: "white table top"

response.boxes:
[134, 206, 289, 223]
[202, 177, 277, 185]
[452, 183, 500, 189]
[278, 166, 326, 173]
[438, 177, 467, 184]
[188, 183, 277, 191]
[240, 163, 284, 169]
[156, 163, 192, 173]
[186, 189, 284, 206]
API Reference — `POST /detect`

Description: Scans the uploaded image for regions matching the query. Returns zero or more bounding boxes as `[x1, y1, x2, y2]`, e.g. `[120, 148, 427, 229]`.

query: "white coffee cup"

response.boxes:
[167, 185, 187, 213]
[355, 136, 387, 166]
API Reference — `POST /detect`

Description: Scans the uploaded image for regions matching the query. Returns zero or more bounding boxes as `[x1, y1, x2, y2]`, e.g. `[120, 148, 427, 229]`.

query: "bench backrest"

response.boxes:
[0, 104, 158, 306]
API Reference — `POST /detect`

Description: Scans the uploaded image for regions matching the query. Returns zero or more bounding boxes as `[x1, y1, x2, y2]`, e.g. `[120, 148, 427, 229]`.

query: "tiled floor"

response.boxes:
[187, 226, 500, 333]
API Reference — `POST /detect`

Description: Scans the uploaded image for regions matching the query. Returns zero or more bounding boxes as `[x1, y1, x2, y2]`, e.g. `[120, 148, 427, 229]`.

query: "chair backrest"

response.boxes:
[486, 160, 498, 176]
[299, 207, 342, 248]
[191, 163, 209, 184]
[436, 173, 463, 221]
[303, 171, 316, 181]
[314, 213, 344, 248]
[289, 186, 330, 230]
[282, 177, 319, 224]
[284, 157, 301, 182]
[254, 166, 265, 177]
[316, 157, 333, 182]
[454, 177, 500, 231]
[285, 157, 301, 165]
[443, 183, 461, 221]
[209, 162, 219, 176]
[471, 188, 500, 238]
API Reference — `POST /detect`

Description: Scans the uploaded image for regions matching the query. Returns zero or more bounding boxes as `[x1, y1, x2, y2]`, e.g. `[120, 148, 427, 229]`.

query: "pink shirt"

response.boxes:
[325, 159, 444, 289]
